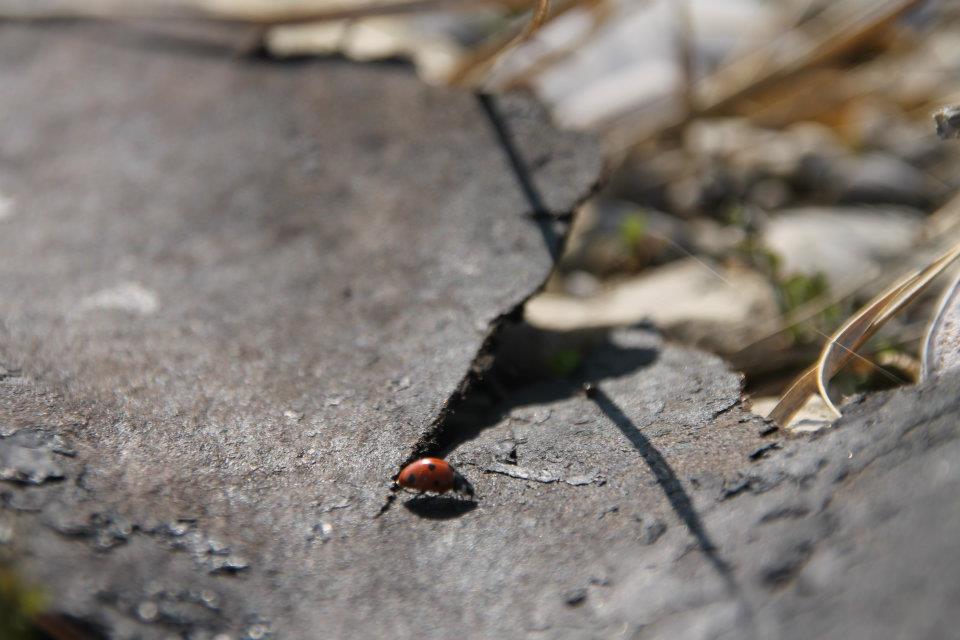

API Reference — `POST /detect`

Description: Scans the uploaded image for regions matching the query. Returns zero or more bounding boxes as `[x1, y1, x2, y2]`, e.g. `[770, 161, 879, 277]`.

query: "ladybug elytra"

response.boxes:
[397, 457, 474, 497]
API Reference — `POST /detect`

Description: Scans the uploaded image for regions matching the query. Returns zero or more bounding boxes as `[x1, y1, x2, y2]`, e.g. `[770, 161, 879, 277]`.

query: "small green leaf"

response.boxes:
[619, 212, 648, 252]
[546, 348, 581, 377]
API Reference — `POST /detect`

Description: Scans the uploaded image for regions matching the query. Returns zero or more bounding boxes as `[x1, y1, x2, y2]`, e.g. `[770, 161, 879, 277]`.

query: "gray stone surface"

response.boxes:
[595, 369, 960, 640]
[0, 22, 604, 639]
[2, 21, 960, 640]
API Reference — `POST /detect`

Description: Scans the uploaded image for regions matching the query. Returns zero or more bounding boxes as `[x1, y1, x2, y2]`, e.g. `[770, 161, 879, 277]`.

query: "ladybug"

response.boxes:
[397, 457, 474, 497]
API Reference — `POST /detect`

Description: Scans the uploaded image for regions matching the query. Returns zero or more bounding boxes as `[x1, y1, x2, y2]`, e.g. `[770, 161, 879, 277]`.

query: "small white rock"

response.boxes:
[79, 282, 159, 316]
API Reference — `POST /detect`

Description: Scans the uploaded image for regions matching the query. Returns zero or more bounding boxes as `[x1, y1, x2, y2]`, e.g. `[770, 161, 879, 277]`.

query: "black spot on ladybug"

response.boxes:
[408, 474, 416, 484]
[427, 463, 436, 471]
[434, 479, 442, 487]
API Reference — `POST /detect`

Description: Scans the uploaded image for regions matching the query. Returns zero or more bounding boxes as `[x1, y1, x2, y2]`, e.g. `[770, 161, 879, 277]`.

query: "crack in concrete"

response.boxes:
[380, 95, 602, 515]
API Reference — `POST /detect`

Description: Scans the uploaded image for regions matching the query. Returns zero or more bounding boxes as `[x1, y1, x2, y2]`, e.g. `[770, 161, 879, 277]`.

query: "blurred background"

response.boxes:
[2, 0, 960, 634]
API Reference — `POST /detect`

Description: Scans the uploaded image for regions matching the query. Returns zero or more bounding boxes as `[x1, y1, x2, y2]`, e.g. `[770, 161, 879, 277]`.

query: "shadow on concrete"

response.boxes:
[419, 323, 660, 461]
[402, 495, 478, 520]
[588, 385, 757, 638]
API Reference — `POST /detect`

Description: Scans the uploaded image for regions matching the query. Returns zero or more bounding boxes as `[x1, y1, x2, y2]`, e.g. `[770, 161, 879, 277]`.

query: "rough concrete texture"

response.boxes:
[0, 22, 603, 638]
[433, 330, 960, 640]
[2, 22, 960, 640]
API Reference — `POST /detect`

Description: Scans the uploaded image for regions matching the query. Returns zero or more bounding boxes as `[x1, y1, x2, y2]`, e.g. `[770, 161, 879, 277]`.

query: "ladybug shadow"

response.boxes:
[402, 495, 478, 520]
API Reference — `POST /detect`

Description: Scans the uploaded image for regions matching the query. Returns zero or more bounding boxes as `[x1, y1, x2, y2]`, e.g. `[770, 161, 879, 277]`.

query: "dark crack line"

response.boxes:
[381, 96, 595, 517]
[379, 333, 656, 517]
[587, 385, 757, 638]
[476, 93, 561, 261]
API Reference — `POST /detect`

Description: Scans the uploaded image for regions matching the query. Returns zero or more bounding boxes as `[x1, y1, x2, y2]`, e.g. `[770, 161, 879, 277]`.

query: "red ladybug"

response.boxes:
[397, 457, 474, 497]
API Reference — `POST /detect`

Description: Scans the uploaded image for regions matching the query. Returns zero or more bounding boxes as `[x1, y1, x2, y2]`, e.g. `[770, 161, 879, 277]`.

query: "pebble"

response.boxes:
[0, 431, 65, 485]
[246, 624, 269, 640]
[762, 206, 922, 291]
[307, 521, 334, 543]
[563, 587, 588, 607]
[137, 600, 159, 622]
[835, 153, 943, 207]
[935, 105, 960, 140]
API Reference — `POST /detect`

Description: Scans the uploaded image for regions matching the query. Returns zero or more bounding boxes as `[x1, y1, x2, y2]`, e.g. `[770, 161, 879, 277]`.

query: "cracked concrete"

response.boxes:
[0, 20, 603, 639]
[1, 20, 959, 640]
